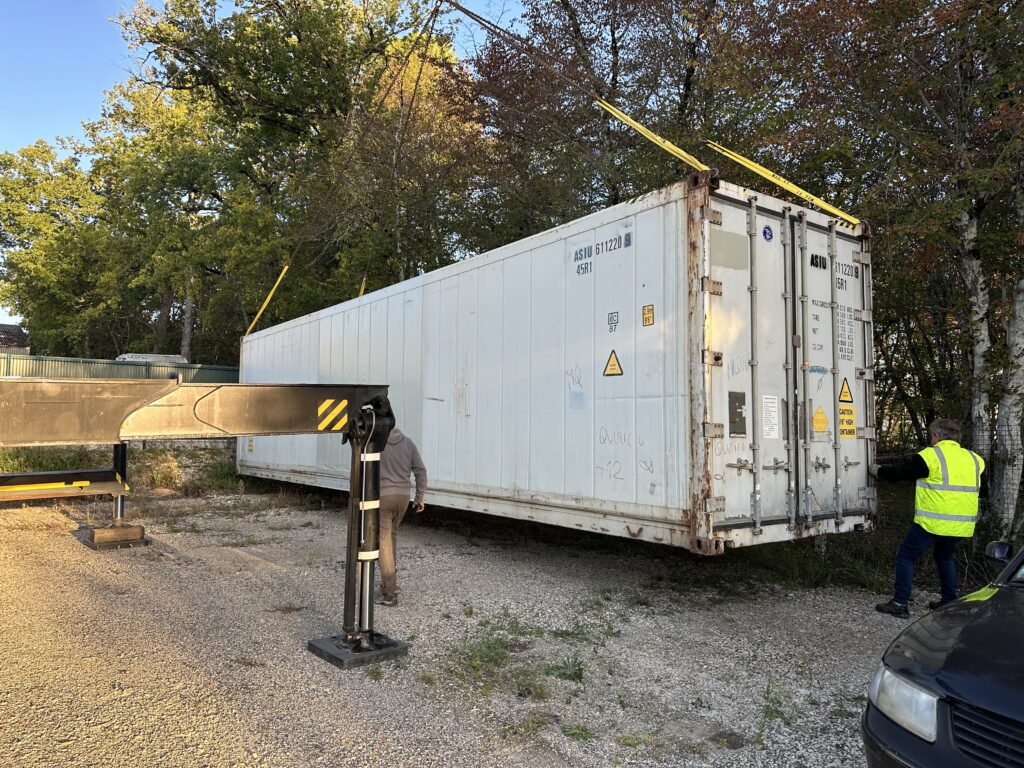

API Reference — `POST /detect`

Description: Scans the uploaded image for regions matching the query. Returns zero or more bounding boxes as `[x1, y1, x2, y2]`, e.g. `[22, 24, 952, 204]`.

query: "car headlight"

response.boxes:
[869, 663, 939, 742]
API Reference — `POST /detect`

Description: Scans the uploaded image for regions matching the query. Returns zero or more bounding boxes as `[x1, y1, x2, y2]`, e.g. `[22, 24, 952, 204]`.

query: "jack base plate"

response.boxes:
[82, 525, 149, 551]
[307, 632, 409, 670]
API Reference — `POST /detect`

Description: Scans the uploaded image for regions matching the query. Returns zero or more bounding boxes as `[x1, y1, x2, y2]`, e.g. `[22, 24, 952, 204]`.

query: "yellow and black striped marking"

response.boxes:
[317, 399, 349, 432]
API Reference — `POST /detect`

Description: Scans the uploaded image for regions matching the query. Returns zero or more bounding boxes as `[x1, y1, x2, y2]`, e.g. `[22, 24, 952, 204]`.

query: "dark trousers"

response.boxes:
[893, 523, 961, 604]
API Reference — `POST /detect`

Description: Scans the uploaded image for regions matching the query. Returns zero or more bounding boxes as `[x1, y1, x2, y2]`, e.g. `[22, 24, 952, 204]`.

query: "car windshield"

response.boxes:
[1013, 563, 1024, 583]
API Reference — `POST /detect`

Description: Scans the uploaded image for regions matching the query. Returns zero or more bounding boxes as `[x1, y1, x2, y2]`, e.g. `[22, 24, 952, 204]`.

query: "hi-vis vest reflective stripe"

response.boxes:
[914, 441, 984, 538]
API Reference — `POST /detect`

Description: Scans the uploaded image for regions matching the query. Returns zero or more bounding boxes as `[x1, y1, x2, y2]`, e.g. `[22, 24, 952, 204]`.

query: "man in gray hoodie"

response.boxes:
[376, 426, 428, 606]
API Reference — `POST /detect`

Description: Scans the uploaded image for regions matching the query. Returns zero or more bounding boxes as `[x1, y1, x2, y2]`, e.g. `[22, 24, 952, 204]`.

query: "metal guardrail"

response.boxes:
[0, 353, 238, 383]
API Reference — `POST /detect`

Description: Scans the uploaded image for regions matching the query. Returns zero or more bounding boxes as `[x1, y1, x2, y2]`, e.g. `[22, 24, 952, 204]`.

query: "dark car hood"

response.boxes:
[884, 586, 1024, 722]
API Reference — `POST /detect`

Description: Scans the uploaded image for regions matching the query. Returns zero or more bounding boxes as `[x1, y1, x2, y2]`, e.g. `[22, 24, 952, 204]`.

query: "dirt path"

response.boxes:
[0, 497, 906, 767]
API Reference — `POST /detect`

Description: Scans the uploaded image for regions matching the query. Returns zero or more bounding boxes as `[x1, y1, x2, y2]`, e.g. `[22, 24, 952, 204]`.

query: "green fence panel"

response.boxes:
[0, 353, 238, 383]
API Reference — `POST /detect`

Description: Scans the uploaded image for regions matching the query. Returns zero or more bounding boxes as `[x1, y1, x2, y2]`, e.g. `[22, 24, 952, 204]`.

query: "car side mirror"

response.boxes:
[985, 540, 1013, 565]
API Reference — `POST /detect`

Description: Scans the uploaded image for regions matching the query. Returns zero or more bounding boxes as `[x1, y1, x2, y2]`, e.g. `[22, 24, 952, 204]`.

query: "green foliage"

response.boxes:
[562, 723, 596, 741]
[544, 653, 585, 683]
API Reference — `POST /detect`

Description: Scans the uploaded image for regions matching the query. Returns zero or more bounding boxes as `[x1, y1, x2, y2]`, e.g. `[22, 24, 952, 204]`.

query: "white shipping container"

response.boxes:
[239, 172, 876, 554]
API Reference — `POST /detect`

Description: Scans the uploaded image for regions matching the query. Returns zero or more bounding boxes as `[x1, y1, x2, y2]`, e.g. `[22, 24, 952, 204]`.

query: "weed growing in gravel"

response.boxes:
[148, 454, 184, 490]
[502, 715, 551, 738]
[419, 672, 437, 685]
[562, 723, 596, 741]
[617, 733, 654, 748]
[455, 629, 512, 680]
[366, 665, 383, 682]
[544, 653, 585, 683]
[510, 667, 551, 701]
[479, 609, 544, 638]
[600, 619, 620, 638]
[549, 621, 593, 644]
[461, 602, 475, 618]
[756, 679, 794, 742]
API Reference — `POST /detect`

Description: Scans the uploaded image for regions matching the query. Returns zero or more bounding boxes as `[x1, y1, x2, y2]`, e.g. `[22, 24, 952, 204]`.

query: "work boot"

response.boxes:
[375, 593, 398, 607]
[875, 600, 909, 618]
[928, 598, 954, 610]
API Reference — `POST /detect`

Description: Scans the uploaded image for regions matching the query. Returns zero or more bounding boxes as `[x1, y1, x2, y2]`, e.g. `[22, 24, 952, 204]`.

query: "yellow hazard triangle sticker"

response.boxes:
[603, 350, 623, 376]
[838, 377, 854, 403]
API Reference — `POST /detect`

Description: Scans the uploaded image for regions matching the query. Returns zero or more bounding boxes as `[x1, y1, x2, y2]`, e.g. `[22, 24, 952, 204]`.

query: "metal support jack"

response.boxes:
[83, 442, 147, 550]
[307, 396, 409, 669]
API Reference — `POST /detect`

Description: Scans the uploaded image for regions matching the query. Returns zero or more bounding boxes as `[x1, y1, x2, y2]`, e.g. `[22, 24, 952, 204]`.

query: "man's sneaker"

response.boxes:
[928, 598, 955, 610]
[875, 600, 909, 618]
[375, 593, 398, 607]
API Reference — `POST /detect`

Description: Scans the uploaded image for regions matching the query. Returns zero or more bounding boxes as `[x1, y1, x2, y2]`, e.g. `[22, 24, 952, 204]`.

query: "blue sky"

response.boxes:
[0, 0, 519, 324]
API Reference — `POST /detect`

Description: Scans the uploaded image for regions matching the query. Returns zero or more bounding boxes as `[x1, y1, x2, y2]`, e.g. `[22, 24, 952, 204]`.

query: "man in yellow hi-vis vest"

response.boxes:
[869, 418, 985, 618]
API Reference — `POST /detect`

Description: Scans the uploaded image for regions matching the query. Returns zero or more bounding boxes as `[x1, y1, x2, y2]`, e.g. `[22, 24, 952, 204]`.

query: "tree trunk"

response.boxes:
[961, 204, 991, 455]
[993, 169, 1024, 537]
[153, 289, 174, 354]
[180, 279, 194, 362]
[990, 278, 1024, 534]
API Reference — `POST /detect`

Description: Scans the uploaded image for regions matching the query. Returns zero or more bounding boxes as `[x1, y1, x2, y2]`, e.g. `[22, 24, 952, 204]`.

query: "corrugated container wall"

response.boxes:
[239, 173, 876, 554]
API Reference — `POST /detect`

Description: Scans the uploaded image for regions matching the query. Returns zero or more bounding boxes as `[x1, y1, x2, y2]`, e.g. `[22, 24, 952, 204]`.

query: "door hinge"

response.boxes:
[853, 309, 873, 322]
[703, 207, 723, 225]
[702, 349, 723, 367]
[701, 277, 723, 295]
[856, 427, 876, 440]
[705, 496, 726, 514]
[703, 422, 724, 438]
[852, 250, 871, 266]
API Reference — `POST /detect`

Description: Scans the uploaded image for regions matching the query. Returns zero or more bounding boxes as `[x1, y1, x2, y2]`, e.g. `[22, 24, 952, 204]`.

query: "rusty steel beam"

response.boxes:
[0, 379, 388, 447]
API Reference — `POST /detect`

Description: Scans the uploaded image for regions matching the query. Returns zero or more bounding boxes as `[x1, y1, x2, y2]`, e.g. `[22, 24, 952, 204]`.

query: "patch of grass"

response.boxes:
[600, 619, 620, 638]
[220, 535, 259, 548]
[511, 667, 551, 701]
[166, 522, 182, 533]
[455, 629, 512, 681]
[461, 602, 474, 618]
[366, 664, 383, 682]
[0, 446, 106, 473]
[549, 621, 593, 644]
[617, 733, 654, 748]
[419, 671, 437, 686]
[544, 653, 585, 683]
[147, 454, 184, 491]
[562, 723, 596, 741]
[503, 714, 551, 738]
[479, 609, 544, 638]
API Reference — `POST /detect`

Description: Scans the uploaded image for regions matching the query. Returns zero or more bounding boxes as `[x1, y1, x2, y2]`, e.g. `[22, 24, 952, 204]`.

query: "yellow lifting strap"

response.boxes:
[703, 140, 860, 226]
[595, 99, 710, 173]
[245, 263, 290, 336]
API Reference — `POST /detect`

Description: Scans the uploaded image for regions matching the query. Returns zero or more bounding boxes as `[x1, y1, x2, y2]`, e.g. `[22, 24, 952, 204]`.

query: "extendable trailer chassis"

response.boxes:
[0, 378, 405, 668]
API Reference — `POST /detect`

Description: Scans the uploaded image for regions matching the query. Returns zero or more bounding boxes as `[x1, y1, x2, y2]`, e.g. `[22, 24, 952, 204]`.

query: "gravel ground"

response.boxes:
[0, 492, 913, 768]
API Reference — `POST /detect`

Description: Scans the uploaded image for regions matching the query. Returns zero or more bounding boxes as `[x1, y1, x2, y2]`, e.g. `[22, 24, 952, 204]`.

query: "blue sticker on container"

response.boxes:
[762, 225, 774, 242]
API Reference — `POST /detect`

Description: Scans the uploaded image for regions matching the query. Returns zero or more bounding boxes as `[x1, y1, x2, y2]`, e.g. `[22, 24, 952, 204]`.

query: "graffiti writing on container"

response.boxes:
[595, 460, 624, 480]
[599, 427, 645, 447]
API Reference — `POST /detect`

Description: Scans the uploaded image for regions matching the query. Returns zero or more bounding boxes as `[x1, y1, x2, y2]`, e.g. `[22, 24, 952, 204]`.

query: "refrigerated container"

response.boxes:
[238, 171, 876, 553]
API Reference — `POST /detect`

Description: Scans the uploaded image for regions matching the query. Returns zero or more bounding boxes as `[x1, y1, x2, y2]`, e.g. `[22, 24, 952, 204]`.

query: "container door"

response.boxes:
[706, 197, 794, 528]
[791, 214, 872, 523]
